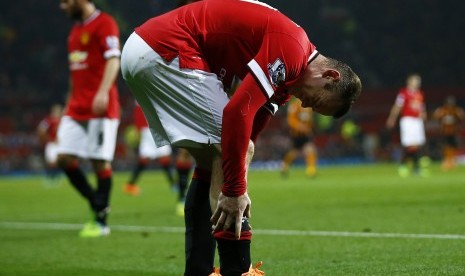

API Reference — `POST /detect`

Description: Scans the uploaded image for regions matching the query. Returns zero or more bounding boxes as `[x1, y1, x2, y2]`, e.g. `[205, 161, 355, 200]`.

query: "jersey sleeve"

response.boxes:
[98, 15, 121, 59]
[37, 118, 50, 132]
[246, 32, 311, 103]
[394, 90, 405, 107]
[221, 73, 268, 197]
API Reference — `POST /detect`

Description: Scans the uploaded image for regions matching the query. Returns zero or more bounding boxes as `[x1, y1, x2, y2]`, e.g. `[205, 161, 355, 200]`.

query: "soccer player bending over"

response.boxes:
[122, 0, 361, 274]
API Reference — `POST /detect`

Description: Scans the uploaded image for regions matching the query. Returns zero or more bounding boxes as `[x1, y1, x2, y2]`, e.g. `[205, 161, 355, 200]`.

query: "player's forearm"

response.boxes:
[250, 105, 272, 142]
[387, 105, 401, 123]
[221, 75, 267, 197]
[97, 57, 120, 94]
[421, 111, 427, 121]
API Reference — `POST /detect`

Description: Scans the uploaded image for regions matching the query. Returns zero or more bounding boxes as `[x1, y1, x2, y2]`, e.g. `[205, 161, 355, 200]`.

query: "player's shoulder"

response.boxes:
[398, 87, 408, 94]
[96, 11, 118, 25]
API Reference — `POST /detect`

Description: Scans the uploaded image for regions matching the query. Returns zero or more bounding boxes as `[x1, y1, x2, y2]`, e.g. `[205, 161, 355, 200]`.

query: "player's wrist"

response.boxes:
[221, 184, 247, 197]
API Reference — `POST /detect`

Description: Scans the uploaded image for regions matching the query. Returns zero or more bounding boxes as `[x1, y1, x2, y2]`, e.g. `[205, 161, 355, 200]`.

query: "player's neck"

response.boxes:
[81, 3, 97, 22]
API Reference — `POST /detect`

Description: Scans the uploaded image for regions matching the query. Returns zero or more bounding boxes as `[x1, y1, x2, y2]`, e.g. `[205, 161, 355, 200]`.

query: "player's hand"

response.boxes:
[211, 192, 251, 239]
[385, 118, 395, 129]
[92, 91, 109, 116]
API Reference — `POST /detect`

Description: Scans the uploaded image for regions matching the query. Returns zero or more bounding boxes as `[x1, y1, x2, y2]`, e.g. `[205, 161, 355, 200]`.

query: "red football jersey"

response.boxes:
[66, 11, 121, 120]
[38, 116, 60, 142]
[136, 0, 316, 103]
[133, 101, 148, 130]
[394, 87, 425, 118]
[135, 0, 318, 196]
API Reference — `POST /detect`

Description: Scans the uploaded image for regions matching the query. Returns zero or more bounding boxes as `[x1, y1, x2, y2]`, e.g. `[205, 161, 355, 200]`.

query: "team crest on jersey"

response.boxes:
[268, 58, 286, 87]
[80, 32, 90, 45]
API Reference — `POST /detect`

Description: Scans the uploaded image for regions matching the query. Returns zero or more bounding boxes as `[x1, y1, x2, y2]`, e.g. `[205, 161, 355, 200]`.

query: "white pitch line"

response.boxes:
[1, 221, 465, 240]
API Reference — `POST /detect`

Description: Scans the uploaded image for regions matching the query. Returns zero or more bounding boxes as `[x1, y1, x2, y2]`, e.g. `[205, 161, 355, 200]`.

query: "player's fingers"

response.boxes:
[210, 206, 222, 224]
[223, 213, 235, 232]
[244, 203, 251, 218]
[235, 212, 242, 240]
[213, 212, 227, 233]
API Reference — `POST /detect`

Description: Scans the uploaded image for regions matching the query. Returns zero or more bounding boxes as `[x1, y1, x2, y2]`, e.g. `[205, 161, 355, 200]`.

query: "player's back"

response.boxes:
[136, 0, 311, 86]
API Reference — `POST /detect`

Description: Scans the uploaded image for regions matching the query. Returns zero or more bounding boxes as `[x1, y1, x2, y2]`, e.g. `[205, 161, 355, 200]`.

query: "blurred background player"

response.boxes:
[123, 102, 193, 216]
[433, 95, 465, 171]
[124, 102, 175, 196]
[173, 148, 194, 216]
[386, 74, 430, 177]
[281, 97, 318, 177]
[36, 104, 63, 186]
[57, 0, 121, 237]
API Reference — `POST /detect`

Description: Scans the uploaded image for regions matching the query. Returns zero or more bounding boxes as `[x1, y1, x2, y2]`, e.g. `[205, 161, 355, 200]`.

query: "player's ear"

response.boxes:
[322, 70, 340, 82]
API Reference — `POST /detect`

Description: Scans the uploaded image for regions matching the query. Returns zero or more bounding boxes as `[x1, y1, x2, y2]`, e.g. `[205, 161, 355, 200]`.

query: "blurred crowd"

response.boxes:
[1, 0, 464, 173]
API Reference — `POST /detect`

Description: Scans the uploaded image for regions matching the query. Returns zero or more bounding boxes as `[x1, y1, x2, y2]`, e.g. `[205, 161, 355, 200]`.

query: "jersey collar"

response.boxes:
[307, 50, 319, 64]
[82, 9, 101, 25]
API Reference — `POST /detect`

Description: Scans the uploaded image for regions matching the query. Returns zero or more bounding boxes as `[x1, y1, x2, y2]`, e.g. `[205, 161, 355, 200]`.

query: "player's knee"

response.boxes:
[56, 154, 74, 169]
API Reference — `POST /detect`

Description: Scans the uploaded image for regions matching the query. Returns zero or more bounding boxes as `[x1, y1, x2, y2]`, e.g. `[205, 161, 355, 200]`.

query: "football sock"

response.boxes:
[94, 168, 112, 225]
[215, 218, 252, 276]
[282, 150, 297, 169]
[63, 162, 94, 205]
[177, 168, 191, 201]
[217, 240, 251, 276]
[306, 151, 317, 174]
[127, 158, 148, 185]
[444, 147, 455, 167]
[410, 151, 419, 172]
[46, 167, 60, 179]
[184, 168, 215, 276]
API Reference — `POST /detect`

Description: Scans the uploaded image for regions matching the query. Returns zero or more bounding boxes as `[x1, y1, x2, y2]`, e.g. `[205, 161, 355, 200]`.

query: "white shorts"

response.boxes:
[399, 117, 426, 147]
[121, 32, 229, 149]
[139, 127, 172, 159]
[57, 116, 120, 161]
[44, 142, 59, 164]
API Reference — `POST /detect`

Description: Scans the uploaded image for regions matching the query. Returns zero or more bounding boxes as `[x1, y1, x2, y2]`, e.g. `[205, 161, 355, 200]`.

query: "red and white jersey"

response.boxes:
[38, 116, 60, 142]
[136, 0, 316, 105]
[394, 87, 425, 118]
[66, 10, 121, 120]
[133, 101, 148, 130]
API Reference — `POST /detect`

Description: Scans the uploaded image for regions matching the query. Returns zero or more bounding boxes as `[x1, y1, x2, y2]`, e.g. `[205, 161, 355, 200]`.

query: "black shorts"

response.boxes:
[443, 135, 458, 147]
[292, 135, 312, 150]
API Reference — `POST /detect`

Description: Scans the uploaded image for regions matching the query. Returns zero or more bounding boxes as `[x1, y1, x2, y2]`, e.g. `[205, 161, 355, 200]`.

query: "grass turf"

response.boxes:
[1, 163, 465, 275]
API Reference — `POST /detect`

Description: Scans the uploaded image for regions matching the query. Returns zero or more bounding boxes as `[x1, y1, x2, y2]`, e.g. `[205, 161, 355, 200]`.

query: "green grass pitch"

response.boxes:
[1, 163, 465, 275]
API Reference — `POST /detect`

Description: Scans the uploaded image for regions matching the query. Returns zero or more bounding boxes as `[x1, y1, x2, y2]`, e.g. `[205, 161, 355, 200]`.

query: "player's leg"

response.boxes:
[44, 142, 61, 186]
[175, 148, 193, 216]
[82, 117, 119, 237]
[304, 139, 317, 177]
[281, 136, 302, 177]
[442, 135, 456, 170]
[154, 145, 175, 188]
[448, 135, 458, 168]
[408, 146, 420, 173]
[210, 141, 255, 276]
[88, 159, 112, 233]
[183, 146, 216, 275]
[121, 32, 231, 273]
[56, 116, 95, 209]
[128, 127, 158, 190]
[122, 36, 215, 274]
[124, 154, 149, 196]
[399, 117, 427, 177]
